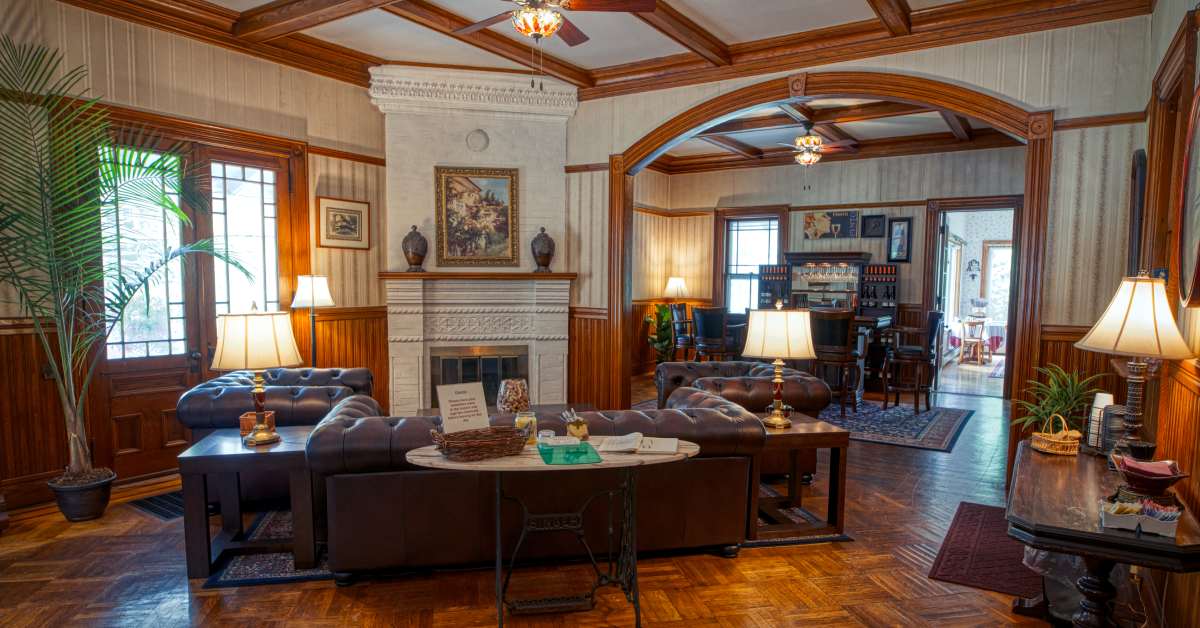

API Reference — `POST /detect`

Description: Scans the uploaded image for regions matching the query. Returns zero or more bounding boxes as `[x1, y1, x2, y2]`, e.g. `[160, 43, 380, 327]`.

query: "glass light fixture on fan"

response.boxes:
[511, 5, 564, 40]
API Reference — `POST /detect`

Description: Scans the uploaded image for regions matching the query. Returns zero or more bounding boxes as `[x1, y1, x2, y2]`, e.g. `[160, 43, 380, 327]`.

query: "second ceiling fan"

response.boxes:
[454, 0, 657, 46]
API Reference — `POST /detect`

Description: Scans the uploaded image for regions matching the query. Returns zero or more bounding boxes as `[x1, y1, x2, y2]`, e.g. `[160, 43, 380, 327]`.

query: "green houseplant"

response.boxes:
[1012, 364, 1104, 434]
[0, 37, 242, 520]
[644, 303, 674, 363]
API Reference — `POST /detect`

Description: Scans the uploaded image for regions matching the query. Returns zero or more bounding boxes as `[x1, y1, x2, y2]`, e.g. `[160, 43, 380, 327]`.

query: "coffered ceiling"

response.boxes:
[71, 0, 1152, 101]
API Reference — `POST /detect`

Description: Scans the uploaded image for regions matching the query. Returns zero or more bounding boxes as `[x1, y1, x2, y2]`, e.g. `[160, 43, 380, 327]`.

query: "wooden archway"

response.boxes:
[589, 71, 1053, 414]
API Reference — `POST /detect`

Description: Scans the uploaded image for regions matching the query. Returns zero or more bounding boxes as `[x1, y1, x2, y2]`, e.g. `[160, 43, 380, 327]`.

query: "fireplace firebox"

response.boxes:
[429, 345, 529, 408]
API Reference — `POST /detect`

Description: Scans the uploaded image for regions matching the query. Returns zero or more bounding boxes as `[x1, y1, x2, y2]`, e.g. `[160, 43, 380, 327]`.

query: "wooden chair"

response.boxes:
[668, 303, 693, 361]
[882, 311, 944, 414]
[959, 318, 990, 365]
[811, 309, 860, 416]
[692, 307, 731, 361]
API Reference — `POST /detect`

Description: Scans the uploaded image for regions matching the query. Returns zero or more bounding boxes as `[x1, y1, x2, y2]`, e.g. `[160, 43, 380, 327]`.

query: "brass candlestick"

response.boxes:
[243, 370, 280, 447]
[762, 358, 792, 429]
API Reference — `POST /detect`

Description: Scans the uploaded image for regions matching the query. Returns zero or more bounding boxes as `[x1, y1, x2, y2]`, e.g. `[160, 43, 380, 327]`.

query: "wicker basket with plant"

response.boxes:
[1013, 365, 1103, 456]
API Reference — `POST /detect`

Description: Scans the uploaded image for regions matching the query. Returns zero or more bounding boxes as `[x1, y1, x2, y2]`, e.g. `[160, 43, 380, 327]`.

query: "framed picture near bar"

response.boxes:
[317, 197, 370, 250]
[435, 166, 520, 267]
[861, 214, 887, 238]
[887, 217, 913, 262]
[801, 210, 859, 240]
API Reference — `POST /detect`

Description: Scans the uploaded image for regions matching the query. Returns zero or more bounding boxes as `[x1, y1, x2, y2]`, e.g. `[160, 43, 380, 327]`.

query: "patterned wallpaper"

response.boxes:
[945, 210, 1015, 320]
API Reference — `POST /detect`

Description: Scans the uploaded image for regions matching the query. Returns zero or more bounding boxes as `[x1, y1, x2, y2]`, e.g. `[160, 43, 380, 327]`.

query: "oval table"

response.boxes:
[407, 436, 699, 627]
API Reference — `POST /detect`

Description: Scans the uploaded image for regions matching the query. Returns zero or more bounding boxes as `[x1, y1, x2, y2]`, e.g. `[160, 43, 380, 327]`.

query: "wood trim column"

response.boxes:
[609, 155, 635, 410]
[1006, 112, 1055, 480]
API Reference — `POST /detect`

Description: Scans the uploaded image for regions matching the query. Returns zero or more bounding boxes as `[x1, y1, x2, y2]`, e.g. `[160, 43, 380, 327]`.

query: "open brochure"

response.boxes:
[597, 432, 679, 454]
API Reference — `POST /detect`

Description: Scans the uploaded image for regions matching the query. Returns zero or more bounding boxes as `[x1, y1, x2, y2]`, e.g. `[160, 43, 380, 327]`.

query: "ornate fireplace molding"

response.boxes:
[369, 66, 578, 119]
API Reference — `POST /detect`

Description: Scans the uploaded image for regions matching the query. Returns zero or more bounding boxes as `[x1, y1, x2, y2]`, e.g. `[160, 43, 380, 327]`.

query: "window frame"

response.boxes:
[712, 206, 789, 310]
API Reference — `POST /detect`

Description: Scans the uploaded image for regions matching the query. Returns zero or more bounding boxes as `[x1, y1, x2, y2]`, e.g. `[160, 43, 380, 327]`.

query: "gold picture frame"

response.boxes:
[435, 166, 519, 267]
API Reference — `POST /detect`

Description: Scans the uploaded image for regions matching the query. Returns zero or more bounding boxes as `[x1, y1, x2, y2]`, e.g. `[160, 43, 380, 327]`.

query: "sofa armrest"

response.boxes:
[691, 375, 832, 415]
[306, 396, 442, 475]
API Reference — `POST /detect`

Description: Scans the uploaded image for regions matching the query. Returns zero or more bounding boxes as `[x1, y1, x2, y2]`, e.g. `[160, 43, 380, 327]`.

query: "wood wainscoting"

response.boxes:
[1155, 360, 1200, 626]
[0, 329, 73, 509]
[290, 306, 389, 410]
[1038, 325, 1124, 402]
[568, 307, 613, 408]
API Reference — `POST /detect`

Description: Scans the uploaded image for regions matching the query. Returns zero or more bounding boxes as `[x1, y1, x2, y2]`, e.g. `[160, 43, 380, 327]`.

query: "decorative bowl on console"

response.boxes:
[1110, 454, 1189, 496]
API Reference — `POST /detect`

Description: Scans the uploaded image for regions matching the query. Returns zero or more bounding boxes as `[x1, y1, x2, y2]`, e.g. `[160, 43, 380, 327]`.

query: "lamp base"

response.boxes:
[242, 371, 280, 447]
[763, 358, 792, 429]
[762, 409, 792, 429]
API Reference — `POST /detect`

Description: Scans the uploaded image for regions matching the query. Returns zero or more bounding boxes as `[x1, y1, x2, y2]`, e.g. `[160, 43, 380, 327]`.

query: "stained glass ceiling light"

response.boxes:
[512, 6, 564, 40]
[793, 130, 822, 166]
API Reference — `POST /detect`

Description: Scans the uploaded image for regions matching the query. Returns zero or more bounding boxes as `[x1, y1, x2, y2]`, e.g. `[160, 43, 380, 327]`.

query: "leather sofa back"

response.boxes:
[655, 360, 831, 412]
[306, 392, 766, 476]
[176, 367, 373, 430]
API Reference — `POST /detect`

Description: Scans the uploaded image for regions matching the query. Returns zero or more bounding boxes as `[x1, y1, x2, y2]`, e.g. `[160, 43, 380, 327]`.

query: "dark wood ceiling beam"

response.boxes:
[382, 1, 593, 87]
[582, 0, 1152, 100]
[652, 128, 1019, 174]
[814, 124, 859, 152]
[235, 0, 399, 42]
[700, 134, 763, 159]
[940, 110, 972, 141]
[866, 0, 912, 36]
[634, 1, 732, 67]
[811, 101, 932, 124]
[697, 113, 802, 137]
[777, 102, 816, 123]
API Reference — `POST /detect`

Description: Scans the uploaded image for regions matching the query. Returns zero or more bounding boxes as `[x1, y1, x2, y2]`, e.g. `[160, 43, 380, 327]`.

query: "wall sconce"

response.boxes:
[966, 259, 981, 280]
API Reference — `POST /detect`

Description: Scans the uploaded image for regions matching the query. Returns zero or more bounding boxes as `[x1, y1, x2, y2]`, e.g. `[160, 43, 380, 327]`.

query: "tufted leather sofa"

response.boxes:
[655, 361, 831, 413]
[658, 362, 832, 479]
[176, 367, 373, 502]
[305, 390, 765, 580]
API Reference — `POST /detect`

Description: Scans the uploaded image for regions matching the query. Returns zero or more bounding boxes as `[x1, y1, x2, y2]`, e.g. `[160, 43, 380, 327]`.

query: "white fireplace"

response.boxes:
[386, 276, 570, 415]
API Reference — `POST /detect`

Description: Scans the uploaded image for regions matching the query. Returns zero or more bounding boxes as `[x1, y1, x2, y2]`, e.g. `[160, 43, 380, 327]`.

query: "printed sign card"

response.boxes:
[436, 382, 490, 434]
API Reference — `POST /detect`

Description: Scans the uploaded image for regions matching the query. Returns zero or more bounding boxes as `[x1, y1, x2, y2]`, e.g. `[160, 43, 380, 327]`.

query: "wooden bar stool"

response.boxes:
[668, 303, 693, 361]
[811, 309, 860, 416]
[882, 311, 944, 414]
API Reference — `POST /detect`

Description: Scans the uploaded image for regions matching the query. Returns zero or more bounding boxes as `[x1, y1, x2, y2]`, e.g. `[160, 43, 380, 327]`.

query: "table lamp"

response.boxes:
[291, 275, 334, 366]
[664, 276, 688, 301]
[211, 309, 303, 447]
[1075, 274, 1194, 445]
[741, 308, 818, 428]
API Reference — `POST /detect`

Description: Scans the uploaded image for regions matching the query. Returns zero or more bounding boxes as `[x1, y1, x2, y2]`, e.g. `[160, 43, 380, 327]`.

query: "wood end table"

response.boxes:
[750, 414, 850, 541]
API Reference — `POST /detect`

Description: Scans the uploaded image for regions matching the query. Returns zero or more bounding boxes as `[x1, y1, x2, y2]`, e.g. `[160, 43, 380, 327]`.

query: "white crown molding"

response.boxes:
[370, 66, 578, 120]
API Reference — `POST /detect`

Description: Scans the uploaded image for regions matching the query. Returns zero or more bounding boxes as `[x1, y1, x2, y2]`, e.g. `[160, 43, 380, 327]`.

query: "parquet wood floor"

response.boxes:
[0, 392, 1045, 627]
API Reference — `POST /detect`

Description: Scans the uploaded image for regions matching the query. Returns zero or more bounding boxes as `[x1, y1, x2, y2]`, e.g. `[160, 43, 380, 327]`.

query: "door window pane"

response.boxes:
[983, 245, 1013, 321]
[211, 161, 280, 313]
[101, 149, 186, 360]
[725, 218, 778, 313]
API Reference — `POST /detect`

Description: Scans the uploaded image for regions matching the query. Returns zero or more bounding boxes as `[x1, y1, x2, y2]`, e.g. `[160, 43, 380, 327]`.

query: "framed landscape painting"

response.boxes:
[435, 166, 519, 267]
[318, 197, 370, 250]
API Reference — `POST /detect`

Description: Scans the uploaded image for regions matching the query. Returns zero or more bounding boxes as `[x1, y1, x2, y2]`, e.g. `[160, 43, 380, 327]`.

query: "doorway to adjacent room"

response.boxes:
[932, 207, 1017, 398]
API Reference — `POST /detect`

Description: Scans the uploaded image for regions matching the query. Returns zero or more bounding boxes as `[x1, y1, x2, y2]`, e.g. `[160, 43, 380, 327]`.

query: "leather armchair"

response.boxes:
[654, 361, 831, 413]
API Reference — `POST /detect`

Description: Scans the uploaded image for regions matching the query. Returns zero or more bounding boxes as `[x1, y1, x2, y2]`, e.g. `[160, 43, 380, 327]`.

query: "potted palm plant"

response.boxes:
[1012, 364, 1104, 433]
[0, 37, 243, 521]
[644, 303, 674, 363]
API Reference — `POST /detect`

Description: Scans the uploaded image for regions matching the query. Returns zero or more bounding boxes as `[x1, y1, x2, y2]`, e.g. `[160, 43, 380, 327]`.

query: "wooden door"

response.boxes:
[100, 148, 206, 479]
[100, 147, 290, 480]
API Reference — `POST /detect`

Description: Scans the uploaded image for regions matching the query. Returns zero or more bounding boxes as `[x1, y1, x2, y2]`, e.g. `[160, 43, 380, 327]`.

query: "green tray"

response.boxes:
[536, 441, 602, 465]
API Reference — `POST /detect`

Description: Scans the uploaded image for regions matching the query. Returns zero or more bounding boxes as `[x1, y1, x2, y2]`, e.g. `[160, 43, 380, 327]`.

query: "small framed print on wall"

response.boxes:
[887, 217, 913, 263]
[318, 197, 370, 250]
[861, 214, 887, 238]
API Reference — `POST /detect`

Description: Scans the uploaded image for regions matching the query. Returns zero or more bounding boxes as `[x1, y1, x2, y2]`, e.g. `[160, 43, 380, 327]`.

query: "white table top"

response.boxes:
[406, 436, 699, 472]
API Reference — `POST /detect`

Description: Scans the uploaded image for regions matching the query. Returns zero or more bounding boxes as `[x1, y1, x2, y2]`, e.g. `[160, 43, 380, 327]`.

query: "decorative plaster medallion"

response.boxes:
[466, 129, 490, 152]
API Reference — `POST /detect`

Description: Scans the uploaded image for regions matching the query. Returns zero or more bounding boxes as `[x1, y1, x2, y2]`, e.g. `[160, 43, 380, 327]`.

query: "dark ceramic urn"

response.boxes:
[402, 225, 428, 272]
[531, 227, 555, 273]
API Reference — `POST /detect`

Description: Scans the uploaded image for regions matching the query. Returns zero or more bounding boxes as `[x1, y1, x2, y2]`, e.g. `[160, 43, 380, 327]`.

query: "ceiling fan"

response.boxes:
[454, 0, 657, 46]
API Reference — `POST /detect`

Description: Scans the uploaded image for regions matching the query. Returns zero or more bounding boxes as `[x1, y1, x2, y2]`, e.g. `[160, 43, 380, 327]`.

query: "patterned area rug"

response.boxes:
[929, 502, 1041, 598]
[203, 511, 332, 588]
[990, 358, 1006, 378]
[817, 402, 972, 452]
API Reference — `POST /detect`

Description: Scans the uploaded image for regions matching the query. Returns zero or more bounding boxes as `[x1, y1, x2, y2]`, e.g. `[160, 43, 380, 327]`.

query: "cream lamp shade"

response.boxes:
[741, 309, 818, 360]
[291, 275, 335, 309]
[211, 311, 304, 371]
[663, 276, 689, 299]
[1075, 276, 1194, 360]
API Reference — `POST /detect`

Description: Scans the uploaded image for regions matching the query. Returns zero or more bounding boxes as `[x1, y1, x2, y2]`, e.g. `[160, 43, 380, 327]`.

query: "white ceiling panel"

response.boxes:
[838, 112, 951, 140]
[207, 0, 265, 11]
[669, 0, 878, 44]
[442, 0, 689, 68]
[304, 10, 525, 69]
[727, 127, 806, 150]
[668, 138, 723, 156]
[808, 97, 880, 109]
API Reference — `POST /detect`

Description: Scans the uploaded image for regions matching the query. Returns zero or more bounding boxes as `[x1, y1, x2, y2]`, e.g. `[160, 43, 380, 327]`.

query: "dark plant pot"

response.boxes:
[48, 469, 115, 522]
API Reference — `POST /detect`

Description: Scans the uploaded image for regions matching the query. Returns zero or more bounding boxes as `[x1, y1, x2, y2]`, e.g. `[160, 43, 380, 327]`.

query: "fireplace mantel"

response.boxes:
[379, 272, 577, 281]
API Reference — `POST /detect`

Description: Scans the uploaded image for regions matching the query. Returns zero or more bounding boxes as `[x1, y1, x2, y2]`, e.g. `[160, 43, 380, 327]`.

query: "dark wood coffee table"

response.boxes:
[179, 425, 316, 578]
[749, 414, 850, 541]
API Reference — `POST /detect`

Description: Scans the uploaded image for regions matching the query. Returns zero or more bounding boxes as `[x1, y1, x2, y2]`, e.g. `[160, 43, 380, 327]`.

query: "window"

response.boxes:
[724, 218, 779, 314]
[943, 242, 962, 322]
[982, 241, 1013, 321]
[102, 149, 187, 359]
[211, 162, 279, 313]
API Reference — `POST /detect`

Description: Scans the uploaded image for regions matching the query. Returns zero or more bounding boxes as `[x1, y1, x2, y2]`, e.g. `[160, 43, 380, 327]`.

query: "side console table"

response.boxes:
[407, 436, 699, 627]
[750, 414, 850, 542]
[179, 425, 318, 578]
[1007, 441, 1200, 627]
